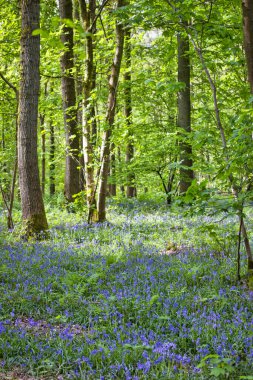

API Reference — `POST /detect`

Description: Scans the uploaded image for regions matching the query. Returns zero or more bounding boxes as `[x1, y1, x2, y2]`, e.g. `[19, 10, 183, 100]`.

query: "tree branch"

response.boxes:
[156, 168, 168, 194]
[89, 0, 111, 32]
[0, 72, 18, 96]
[78, 0, 87, 22]
[99, 14, 108, 41]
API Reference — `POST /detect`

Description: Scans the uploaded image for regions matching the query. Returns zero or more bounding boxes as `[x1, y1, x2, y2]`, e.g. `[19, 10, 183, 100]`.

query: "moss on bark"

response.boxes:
[21, 214, 48, 240]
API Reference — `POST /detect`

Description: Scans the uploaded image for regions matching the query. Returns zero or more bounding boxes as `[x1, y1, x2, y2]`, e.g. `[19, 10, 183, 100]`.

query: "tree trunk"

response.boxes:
[40, 114, 46, 195]
[242, 0, 253, 271]
[188, 31, 253, 272]
[126, 143, 135, 197]
[0, 123, 9, 198]
[117, 148, 125, 195]
[97, 0, 125, 222]
[242, 0, 253, 93]
[18, 0, 48, 238]
[79, 0, 98, 222]
[0, 73, 19, 229]
[73, 0, 86, 190]
[177, 30, 194, 194]
[49, 122, 55, 196]
[59, 0, 81, 203]
[124, 27, 136, 198]
[109, 142, 117, 196]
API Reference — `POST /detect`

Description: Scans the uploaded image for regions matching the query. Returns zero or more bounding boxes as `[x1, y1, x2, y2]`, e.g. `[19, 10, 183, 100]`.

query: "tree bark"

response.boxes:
[177, 30, 194, 194]
[0, 73, 19, 230]
[40, 114, 46, 195]
[73, 0, 86, 190]
[59, 0, 81, 203]
[117, 148, 125, 195]
[126, 144, 135, 197]
[242, 0, 253, 93]
[79, 0, 98, 222]
[18, 0, 48, 238]
[109, 142, 117, 196]
[97, 0, 125, 222]
[124, 27, 136, 198]
[242, 0, 253, 271]
[49, 122, 56, 196]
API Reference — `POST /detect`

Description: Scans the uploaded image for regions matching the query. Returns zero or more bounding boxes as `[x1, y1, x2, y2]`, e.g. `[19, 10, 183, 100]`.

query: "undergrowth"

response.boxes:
[0, 198, 252, 379]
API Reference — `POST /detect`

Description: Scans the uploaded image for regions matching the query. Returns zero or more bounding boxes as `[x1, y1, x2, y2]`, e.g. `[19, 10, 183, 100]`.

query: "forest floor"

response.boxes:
[0, 198, 253, 379]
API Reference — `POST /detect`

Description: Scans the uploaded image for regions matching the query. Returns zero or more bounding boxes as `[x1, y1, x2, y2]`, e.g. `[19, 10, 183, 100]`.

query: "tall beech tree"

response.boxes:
[49, 122, 56, 196]
[97, 0, 126, 222]
[177, 28, 194, 193]
[242, 0, 253, 94]
[79, 0, 98, 222]
[0, 72, 18, 229]
[73, 0, 85, 190]
[109, 142, 117, 196]
[59, 0, 81, 202]
[39, 82, 47, 196]
[242, 0, 253, 272]
[18, 0, 48, 237]
[124, 26, 136, 198]
[39, 114, 46, 195]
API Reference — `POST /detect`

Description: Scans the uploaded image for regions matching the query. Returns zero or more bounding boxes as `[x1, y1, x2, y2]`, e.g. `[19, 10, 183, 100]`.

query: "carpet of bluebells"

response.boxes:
[0, 198, 253, 379]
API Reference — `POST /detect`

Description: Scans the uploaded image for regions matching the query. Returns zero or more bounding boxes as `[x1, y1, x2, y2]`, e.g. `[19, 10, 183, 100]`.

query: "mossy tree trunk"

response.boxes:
[18, 0, 48, 238]
[177, 28, 194, 194]
[242, 0, 253, 94]
[79, 0, 98, 223]
[59, 0, 81, 203]
[242, 0, 253, 272]
[49, 121, 56, 196]
[39, 113, 46, 195]
[73, 1, 86, 190]
[0, 73, 19, 229]
[109, 142, 117, 196]
[124, 27, 136, 198]
[97, 0, 126, 222]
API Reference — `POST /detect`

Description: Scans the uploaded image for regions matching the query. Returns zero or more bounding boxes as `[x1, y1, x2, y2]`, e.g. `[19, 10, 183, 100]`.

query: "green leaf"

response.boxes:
[87, 272, 105, 284]
[32, 29, 50, 38]
[149, 294, 159, 306]
[124, 344, 152, 351]
[210, 367, 226, 377]
[62, 18, 75, 28]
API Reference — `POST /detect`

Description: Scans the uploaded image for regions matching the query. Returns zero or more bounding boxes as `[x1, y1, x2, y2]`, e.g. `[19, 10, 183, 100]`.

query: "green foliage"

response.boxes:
[0, 0, 250, 216]
[72, 191, 87, 213]
[198, 355, 235, 378]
